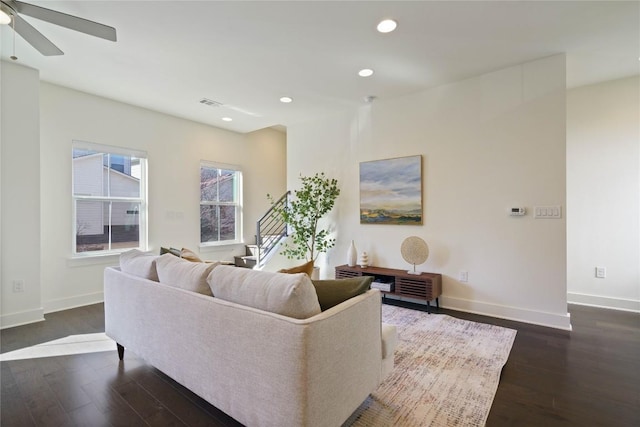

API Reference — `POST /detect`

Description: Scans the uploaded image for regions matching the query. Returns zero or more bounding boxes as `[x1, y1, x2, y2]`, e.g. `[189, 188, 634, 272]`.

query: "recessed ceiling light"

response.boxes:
[358, 68, 374, 77]
[222, 117, 233, 122]
[0, 10, 12, 25]
[280, 96, 293, 103]
[377, 19, 397, 33]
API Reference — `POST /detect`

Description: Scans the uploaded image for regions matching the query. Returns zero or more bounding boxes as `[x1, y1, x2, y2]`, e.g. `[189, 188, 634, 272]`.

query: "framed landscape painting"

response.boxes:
[360, 155, 423, 225]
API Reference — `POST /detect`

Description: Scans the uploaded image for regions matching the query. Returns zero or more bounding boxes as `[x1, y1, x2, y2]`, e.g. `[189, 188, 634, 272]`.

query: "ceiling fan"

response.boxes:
[0, 0, 116, 56]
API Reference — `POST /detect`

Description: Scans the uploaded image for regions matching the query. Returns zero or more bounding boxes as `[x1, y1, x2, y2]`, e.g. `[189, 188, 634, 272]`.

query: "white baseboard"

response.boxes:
[439, 296, 572, 330]
[0, 307, 45, 329]
[382, 294, 572, 330]
[568, 292, 640, 313]
[43, 291, 104, 314]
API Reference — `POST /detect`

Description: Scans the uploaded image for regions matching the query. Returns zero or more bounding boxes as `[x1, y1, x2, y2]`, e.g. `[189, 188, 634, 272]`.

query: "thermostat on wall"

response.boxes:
[509, 207, 526, 216]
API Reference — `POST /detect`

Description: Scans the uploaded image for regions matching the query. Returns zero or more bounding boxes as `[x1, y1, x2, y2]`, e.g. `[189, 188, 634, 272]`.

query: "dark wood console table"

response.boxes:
[335, 265, 442, 312]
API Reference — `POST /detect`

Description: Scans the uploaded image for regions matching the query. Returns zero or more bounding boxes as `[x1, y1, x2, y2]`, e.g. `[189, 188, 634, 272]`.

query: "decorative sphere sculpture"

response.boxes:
[401, 236, 429, 275]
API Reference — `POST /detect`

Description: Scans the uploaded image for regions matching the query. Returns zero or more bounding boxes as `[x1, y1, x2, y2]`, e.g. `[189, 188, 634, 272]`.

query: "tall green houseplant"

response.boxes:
[268, 173, 340, 263]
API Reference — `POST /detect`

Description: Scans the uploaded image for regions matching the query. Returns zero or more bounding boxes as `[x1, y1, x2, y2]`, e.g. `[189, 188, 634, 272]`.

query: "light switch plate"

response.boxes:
[534, 205, 562, 219]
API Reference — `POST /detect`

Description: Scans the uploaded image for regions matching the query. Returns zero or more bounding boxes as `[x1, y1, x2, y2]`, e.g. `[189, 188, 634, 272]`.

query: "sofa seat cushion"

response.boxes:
[119, 249, 159, 281]
[208, 266, 321, 319]
[155, 253, 219, 296]
[311, 276, 373, 311]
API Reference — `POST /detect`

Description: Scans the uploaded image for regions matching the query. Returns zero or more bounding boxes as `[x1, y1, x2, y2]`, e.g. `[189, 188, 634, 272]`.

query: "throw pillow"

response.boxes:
[160, 247, 181, 257]
[119, 249, 159, 281]
[155, 253, 220, 296]
[311, 276, 373, 311]
[278, 260, 315, 277]
[180, 247, 203, 262]
[208, 266, 321, 319]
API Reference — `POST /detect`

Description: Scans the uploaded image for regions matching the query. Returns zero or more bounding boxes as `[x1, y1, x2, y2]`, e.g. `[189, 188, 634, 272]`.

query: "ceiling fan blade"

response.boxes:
[12, 13, 63, 56]
[11, 0, 117, 41]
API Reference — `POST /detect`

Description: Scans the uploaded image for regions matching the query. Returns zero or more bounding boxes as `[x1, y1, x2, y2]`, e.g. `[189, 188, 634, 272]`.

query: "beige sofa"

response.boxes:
[104, 253, 396, 427]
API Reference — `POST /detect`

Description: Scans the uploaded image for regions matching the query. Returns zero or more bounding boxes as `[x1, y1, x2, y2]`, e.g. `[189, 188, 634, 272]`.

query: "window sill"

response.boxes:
[67, 253, 121, 268]
[199, 242, 245, 259]
[200, 240, 243, 248]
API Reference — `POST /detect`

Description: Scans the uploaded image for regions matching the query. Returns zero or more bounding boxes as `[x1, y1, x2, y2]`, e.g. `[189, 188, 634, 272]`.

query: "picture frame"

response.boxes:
[359, 155, 423, 225]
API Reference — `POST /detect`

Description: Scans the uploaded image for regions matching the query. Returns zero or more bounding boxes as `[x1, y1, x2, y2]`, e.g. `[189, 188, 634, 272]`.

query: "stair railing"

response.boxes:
[256, 191, 289, 268]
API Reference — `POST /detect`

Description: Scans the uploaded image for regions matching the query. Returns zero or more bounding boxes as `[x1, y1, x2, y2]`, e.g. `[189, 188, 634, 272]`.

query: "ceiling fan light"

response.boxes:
[0, 10, 12, 25]
[280, 96, 293, 103]
[358, 68, 374, 77]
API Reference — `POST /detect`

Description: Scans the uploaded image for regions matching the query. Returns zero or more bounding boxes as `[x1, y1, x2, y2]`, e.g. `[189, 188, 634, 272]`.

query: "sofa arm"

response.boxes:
[301, 289, 383, 426]
[381, 323, 397, 359]
[381, 323, 397, 380]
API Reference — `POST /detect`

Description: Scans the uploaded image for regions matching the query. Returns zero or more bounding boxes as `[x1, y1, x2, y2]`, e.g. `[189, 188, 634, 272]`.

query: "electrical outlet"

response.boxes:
[595, 267, 606, 279]
[12, 280, 25, 293]
[459, 271, 469, 282]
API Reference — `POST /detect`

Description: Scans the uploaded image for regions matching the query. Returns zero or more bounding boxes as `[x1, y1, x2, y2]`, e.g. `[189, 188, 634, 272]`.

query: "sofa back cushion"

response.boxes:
[120, 249, 159, 281]
[155, 253, 219, 296]
[208, 266, 321, 319]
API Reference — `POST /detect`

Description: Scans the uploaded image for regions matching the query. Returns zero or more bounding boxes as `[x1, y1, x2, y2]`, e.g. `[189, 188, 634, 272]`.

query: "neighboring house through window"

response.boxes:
[72, 141, 147, 255]
[200, 161, 242, 245]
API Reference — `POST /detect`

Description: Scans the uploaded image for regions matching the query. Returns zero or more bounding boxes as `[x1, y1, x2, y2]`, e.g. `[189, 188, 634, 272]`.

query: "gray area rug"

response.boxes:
[344, 305, 517, 427]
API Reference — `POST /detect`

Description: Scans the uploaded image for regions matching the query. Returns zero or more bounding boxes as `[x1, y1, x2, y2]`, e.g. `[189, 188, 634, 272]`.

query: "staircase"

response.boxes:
[234, 191, 289, 269]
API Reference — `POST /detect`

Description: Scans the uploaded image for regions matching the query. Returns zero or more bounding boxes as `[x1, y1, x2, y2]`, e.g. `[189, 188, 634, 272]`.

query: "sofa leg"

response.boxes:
[117, 343, 125, 360]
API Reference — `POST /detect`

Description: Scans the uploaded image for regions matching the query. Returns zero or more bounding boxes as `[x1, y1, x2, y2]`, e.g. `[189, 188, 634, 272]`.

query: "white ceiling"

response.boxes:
[1, 0, 638, 133]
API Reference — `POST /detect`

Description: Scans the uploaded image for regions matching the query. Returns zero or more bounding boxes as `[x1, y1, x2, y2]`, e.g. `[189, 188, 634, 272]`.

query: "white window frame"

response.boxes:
[72, 140, 148, 257]
[200, 160, 243, 246]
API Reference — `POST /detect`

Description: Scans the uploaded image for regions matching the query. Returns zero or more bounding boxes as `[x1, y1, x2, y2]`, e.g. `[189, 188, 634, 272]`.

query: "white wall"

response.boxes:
[244, 127, 289, 240]
[1, 61, 43, 327]
[567, 76, 640, 312]
[37, 83, 286, 315]
[0, 64, 286, 327]
[288, 55, 571, 329]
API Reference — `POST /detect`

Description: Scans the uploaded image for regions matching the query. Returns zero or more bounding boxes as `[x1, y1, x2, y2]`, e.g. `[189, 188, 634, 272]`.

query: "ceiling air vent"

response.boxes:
[199, 98, 223, 107]
[199, 98, 261, 118]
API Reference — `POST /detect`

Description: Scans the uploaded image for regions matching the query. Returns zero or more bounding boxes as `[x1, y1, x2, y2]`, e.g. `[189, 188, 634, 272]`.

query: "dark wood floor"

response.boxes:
[1, 302, 638, 427]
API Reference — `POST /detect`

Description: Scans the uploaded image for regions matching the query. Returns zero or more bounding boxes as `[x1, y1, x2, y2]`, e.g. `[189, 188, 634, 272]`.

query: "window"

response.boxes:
[200, 162, 242, 245]
[72, 141, 147, 255]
